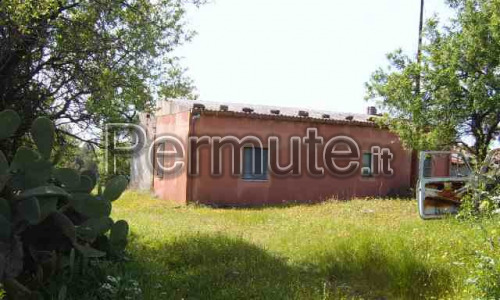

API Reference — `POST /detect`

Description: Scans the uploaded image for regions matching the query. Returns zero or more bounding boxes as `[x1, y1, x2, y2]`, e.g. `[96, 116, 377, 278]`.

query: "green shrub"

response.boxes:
[458, 164, 500, 219]
[0, 110, 129, 299]
[457, 158, 500, 297]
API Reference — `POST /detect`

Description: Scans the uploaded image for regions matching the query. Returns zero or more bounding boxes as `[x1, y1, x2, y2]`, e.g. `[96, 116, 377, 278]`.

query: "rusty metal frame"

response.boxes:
[417, 151, 472, 219]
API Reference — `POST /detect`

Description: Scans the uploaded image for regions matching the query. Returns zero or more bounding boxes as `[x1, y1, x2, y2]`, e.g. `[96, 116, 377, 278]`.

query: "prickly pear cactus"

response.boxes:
[0, 110, 129, 298]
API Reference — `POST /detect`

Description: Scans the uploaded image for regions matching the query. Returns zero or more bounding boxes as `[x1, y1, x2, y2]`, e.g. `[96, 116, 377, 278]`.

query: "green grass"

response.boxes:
[106, 191, 500, 299]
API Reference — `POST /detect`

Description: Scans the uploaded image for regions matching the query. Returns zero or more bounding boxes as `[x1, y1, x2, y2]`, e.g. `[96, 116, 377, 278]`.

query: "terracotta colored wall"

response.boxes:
[187, 114, 413, 206]
[153, 111, 191, 204]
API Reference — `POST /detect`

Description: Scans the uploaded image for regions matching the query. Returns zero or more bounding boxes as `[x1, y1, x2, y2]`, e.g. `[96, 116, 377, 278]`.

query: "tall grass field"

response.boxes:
[88, 192, 500, 299]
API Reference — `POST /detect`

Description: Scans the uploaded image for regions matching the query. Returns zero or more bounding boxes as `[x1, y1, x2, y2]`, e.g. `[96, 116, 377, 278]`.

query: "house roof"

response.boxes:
[164, 99, 378, 127]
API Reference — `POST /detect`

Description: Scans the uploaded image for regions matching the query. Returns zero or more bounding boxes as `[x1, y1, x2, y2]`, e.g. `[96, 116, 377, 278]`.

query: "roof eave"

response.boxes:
[197, 109, 378, 128]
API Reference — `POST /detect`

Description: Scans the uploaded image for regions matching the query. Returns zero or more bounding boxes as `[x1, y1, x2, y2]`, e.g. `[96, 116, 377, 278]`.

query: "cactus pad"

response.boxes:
[31, 117, 55, 159]
[0, 214, 11, 240]
[0, 151, 8, 191]
[51, 212, 76, 243]
[0, 198, 11, 240]
[39, 197, 58, 220]
[110, 220, 129, 253]
[70, 193, 111, 218]
[102, 176, 128, 202]
[77, 217, 113, 241]
[10, 146, 40, 172]
[18, 197, 41, 225]
[53, 168, 80, 190]
[70, 175, 95, 193]
[0, 197, 11, 221]
[81, 170, 97, 187]
[0, 109, 21, 140]
[18, 186, 70, 200]
[73, 243, 106, 258]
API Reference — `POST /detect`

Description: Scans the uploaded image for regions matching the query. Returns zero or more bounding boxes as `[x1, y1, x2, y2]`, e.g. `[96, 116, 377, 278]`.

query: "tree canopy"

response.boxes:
[366, 0, 500, 162]
[0, 0, 200, 157]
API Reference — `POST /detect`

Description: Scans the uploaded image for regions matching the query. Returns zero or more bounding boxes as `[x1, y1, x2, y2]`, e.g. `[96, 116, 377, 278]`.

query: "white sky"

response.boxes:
[177, 0, 453, 114]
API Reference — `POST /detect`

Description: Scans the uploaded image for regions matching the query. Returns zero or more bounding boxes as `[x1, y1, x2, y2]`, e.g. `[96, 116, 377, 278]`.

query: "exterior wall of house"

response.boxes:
[184, 114, 413, 206]
[153, 110, 191, 204]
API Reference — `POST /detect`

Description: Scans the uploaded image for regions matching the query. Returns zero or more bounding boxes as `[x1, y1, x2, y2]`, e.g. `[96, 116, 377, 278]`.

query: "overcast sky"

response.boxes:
[177, 0, 452, 114]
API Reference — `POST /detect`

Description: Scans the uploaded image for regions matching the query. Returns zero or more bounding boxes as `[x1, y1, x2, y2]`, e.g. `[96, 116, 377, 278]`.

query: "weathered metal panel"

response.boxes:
[129, 113, 156, 191]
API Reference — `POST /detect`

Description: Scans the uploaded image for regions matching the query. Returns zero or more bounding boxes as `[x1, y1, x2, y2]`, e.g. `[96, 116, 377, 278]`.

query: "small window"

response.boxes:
[423, 156, 432, 177]
[361, 153, 372, 176]
[243, 147, 268, 180]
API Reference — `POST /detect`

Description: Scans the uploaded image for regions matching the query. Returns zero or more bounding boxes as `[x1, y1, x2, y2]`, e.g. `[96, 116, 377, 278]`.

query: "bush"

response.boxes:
[0, 109, 129, 299]
[457, 154, 500, 297]
[458, 157, 500, 219]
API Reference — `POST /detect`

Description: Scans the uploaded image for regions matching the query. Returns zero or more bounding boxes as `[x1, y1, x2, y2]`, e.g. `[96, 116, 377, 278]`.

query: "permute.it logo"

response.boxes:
[104, 124, 394, 178]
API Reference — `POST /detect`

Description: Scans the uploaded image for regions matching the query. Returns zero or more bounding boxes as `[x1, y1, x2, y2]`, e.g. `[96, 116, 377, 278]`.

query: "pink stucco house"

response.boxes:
[130, 99, 416, 206]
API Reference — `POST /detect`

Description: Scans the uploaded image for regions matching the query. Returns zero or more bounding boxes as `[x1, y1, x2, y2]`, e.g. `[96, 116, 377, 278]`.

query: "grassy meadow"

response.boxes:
[99, 191, 500, 299]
